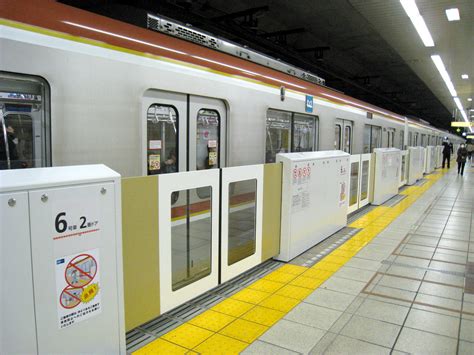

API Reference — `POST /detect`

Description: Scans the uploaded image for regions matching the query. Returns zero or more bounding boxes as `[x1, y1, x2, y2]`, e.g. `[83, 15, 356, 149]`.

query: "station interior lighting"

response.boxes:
[431, 55, 457, 96]
[400, 0, 435, 47]
[461, 74, 469, 79]
[468, 98, 473, 102]
[445, 8, 460, 21]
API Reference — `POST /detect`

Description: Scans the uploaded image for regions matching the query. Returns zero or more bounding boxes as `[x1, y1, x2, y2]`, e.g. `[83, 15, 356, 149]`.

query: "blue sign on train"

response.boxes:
[305, 95, 313, 113]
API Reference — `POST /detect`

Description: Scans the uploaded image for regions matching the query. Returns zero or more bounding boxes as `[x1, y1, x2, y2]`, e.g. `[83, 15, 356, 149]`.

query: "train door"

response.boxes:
[335, 119, 353, 153]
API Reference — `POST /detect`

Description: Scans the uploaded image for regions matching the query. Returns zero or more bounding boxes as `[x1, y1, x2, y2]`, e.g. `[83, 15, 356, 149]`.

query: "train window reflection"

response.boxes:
[361, 160, 369, 200]
[344, 125, 351, 153]
[293, 114, 315, 152]
[349, 162, 359, 207]
[0, 72, 50, 170]
[334, 124, 342, 150]
[228, 179, 257, 265]
[171, 187, 212, 291]
[266, 110, 291, 163]
[147, 104, 178, 175]
[196, 109, 219, 199]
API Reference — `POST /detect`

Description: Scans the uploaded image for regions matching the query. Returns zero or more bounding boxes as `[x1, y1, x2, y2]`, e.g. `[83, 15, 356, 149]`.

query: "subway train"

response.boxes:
[0, 1, 463, 176]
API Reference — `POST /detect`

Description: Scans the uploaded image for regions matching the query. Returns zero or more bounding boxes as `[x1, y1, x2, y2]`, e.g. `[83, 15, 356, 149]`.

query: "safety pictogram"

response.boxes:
[56, 249, 101, 329]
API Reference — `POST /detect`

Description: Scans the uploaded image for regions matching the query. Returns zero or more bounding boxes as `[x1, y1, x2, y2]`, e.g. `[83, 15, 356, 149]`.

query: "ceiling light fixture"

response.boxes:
[431, 55, 457, 96]
[468, 98, 473, 102]
[461, 74, 469, 79]
[453, 97, 471, 132]
[400, 0, 435, 47]
[445, 8, 460, 21]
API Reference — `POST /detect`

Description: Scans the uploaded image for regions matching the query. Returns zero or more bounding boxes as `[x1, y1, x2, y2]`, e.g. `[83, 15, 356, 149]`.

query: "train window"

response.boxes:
[414, 133, 419, 146]
[371, 126, 382, 151]
[196, 109, 220, 170]
[408, 132, 413, 146]
[400, 130, 404, 149]
[421, 134, 426, 147]
[266, 110, 291, 163]
[386, 129, 395, 148]
[361, 160, 369, 200]
[334, 124, 342, 150]
[363, 125, 371, 153]
[344, 125, 352, 153]
[293, 113, 315, 152]
[228, 179, 257, 265]
[147, 104, 178, 175]
[0, 72, 51, 170]
[171, 186, 212, 291]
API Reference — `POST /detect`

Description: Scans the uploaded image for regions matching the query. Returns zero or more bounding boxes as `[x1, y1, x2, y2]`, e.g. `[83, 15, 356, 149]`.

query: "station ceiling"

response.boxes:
[60, 0, 473, 131]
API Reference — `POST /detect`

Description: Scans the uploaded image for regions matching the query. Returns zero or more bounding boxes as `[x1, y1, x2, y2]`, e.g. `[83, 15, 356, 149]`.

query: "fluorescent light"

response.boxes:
[468, 98, 473, 102]
[461, 74, 469, 79]
[431, 55, 457, 96]
[446, 8, 460, 21]
[400, 0, 435, 47]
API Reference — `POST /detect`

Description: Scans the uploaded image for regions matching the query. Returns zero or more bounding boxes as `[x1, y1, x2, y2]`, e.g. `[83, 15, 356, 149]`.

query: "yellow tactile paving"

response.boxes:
[241, 306, 285, 326]
[301, 268, 333, 280]
[193, 334, 248, 355]
[211, 298, 254, 317]
[134, 168, 447, 354]
[231, 288, 271, 304]
[188, 310, 236, 332]
[133, 338, 188, 354]
[259, 294, 300, 312]
[275, 284, 313, 300]
[277, 264, 308, 275]
[161, 323, 213, 349]
[219, 318, 268, 343]
[290, 275, 325, 289]
[263, 270, 298, 283]
[248, 279, 285, 293]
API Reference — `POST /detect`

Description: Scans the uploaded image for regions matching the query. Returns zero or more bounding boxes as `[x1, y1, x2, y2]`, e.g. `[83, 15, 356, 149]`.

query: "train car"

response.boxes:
[0, 1, 462, 176]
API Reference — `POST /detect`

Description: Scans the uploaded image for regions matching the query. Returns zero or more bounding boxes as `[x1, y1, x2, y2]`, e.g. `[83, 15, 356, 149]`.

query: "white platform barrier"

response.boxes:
[372, 148, 401, 205]
[0, 165, 125, 354]
[399, 150, 408, 188]
[277, 151, 349, 262]
[435, 145, 443, 168]
[426, 146, 436, 174]
[347, 153, 372, 214]
[407, 147, 424, 185]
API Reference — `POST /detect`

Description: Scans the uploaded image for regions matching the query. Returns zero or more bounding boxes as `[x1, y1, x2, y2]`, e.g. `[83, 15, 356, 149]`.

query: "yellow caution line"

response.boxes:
[133, 169, 447, 354]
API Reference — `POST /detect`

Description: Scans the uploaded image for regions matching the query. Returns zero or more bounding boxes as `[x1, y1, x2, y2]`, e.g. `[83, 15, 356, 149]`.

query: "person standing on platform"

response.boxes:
[457, 143, 468, 176]
[442, 140, 452, 168]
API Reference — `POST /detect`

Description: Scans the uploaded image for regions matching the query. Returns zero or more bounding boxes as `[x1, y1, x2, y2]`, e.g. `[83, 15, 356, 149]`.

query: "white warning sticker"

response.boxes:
[56, 248, 101, 329]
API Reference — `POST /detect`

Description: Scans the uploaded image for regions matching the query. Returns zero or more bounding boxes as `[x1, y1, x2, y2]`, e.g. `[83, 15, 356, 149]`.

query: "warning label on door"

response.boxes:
[56, 249, 101, 329]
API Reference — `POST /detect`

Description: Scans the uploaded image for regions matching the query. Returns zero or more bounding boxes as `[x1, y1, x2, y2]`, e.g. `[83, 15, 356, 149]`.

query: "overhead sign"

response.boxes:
[466, 135, 474, 139]
[305, 95, 313, 113]
[451, 121, 474, 127]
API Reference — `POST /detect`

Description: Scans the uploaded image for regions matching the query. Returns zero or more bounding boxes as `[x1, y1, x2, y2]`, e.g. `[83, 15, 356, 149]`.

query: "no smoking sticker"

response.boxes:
[56, 248, 101, 329]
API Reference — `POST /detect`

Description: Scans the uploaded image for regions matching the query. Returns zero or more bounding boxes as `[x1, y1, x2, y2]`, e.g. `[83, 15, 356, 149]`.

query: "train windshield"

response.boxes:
[0, 72, 50, 170]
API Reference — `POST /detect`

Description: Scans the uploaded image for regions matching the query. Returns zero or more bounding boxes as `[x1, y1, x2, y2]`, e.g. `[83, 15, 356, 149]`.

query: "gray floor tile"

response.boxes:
[458, 340, 474, 355]
[333, 266, 376, 283]
[404, 308, 459, 338]
[284, 303, 341, 331]
[304, 288, 356, 312]
[385, 265, 426, 279]
[413, 293, 462, 317]
[339, 315, 400, 348]
[394, 327, 458, 354]
[355, 298, 409, 325]
[323, 334, 391, 355]
[460, 318, 474, 342]
[367, 284, 416, 303]
[328, 312, 353, 333]
[378, 274, 421, 292]
[242, 340, 300, 355]
[308, 332, 337, 355]
[343, 258, 381, 271]
[419, 281, 463, 300]
[320, 277, 367, 296]
[259, 319, 325, 354]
